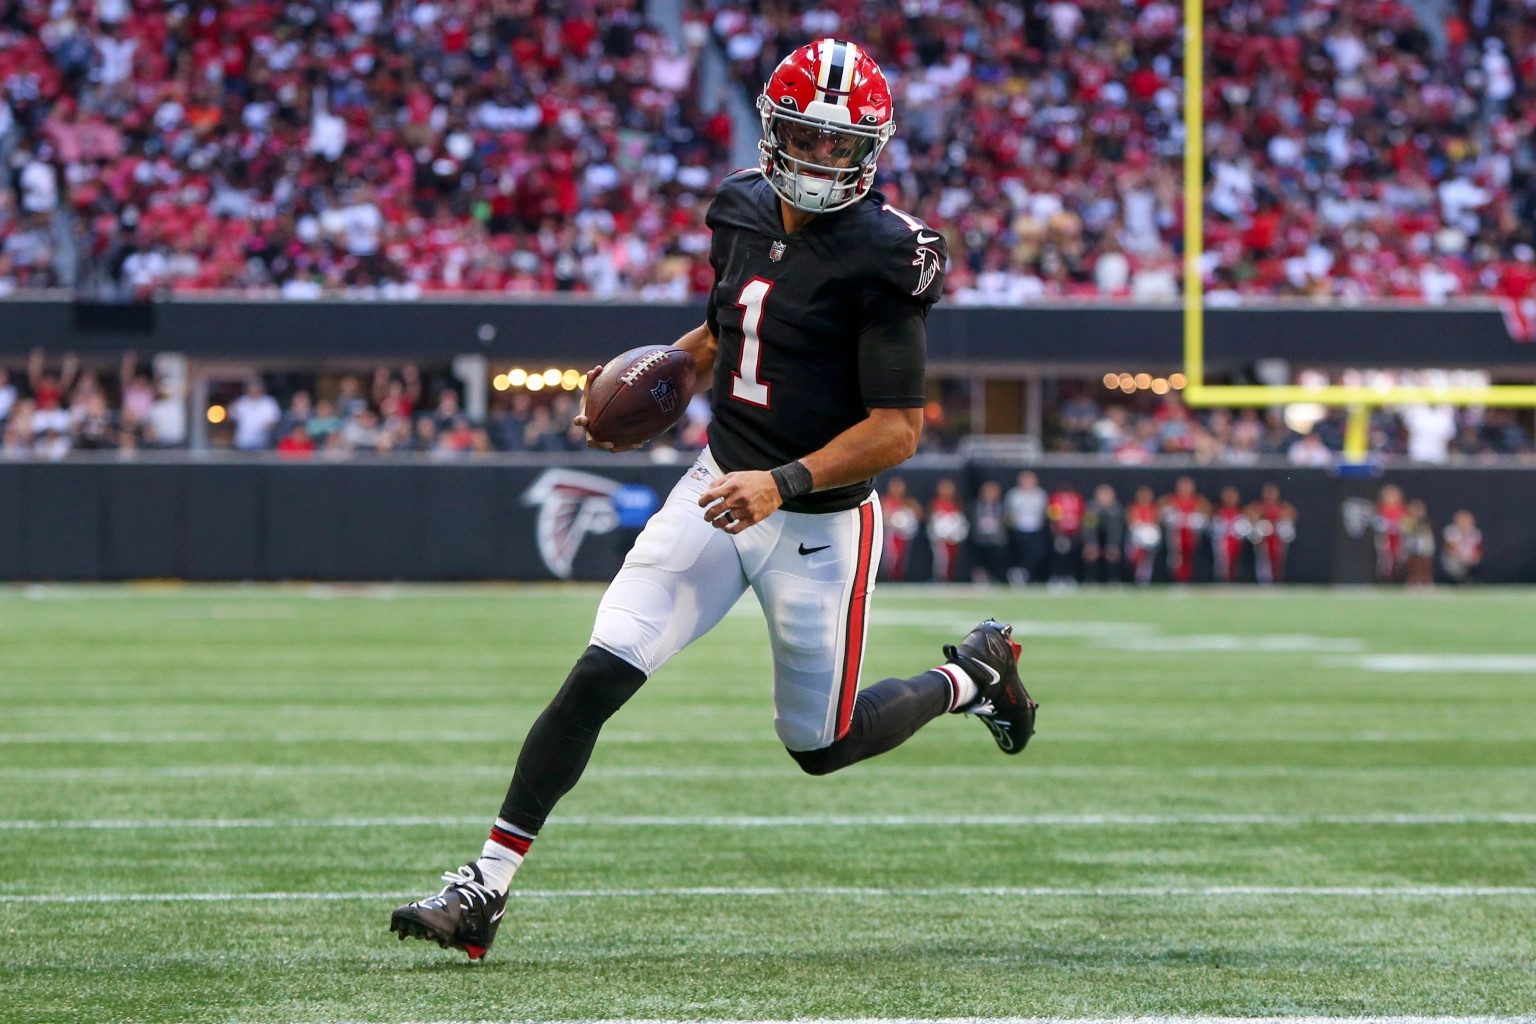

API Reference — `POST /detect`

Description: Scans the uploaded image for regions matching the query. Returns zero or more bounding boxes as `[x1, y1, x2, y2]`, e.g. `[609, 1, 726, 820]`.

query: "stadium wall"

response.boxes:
[4, 298, 1536, 370]
[1, 460, 1532, 584]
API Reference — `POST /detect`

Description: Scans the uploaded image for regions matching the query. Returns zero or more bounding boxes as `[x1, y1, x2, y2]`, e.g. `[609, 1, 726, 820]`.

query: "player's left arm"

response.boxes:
[699, 407, 921, 534]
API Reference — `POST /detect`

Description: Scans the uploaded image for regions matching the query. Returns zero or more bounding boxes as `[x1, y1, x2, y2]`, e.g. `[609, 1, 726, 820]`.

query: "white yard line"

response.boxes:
[316, 1018, 1536, 1024]
[3, 813, 1535, 831]
[1353, 654, 1536, 673]
[4, 886, 1535, 905]
[6, 730, 1535, 744]
[4, 764, 1534, 781]
[0, 731, 773, 745]
[1096, 635, 1366, 653]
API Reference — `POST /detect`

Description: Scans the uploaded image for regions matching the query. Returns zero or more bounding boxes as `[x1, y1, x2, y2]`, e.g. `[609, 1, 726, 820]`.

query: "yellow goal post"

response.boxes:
[1179, 0, 1536, 459]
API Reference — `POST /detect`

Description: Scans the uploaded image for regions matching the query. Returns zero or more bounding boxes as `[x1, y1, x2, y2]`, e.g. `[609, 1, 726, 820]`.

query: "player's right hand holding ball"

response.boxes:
[573, 364, 645, 453]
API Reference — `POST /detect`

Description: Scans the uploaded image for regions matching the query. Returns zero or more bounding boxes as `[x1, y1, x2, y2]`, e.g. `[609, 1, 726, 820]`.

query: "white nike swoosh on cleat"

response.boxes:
[490, 909, 505, 922]
[916, 232, 940, 244]
[971, 659, 1001, 686]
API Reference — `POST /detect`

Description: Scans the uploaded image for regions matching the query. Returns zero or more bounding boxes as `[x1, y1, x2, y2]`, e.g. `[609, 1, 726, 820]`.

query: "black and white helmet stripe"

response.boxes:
[815, 39, 860, 106]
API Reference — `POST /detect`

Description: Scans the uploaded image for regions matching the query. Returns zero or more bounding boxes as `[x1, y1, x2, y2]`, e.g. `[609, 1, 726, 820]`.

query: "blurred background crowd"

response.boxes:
[3, 0, 1536, 303]
[5, 348, 1533, 461]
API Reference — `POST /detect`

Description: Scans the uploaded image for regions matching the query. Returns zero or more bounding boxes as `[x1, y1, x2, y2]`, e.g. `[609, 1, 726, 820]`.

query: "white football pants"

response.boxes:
[590, 447, 881, 751]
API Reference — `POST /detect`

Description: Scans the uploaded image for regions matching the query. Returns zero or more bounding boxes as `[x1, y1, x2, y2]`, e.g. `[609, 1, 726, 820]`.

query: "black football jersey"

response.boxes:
[704, 170, 947, 513]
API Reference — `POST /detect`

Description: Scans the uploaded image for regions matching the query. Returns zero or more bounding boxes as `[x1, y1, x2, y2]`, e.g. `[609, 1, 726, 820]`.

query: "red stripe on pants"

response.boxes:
[836, 502, 876, 739]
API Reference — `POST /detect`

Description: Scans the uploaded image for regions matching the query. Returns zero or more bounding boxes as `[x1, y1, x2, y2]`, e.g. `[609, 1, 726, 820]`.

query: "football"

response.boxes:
[582, 345, 697, 447]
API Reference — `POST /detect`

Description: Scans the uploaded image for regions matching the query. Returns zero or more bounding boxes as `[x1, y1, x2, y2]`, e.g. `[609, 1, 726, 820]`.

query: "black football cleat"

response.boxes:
[946, 619, 1038, 755]
[390, 863, 506, 962]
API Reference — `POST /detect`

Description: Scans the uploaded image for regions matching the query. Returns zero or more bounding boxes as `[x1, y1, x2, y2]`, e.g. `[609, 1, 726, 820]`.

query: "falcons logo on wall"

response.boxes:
[520, 469, 621, 579]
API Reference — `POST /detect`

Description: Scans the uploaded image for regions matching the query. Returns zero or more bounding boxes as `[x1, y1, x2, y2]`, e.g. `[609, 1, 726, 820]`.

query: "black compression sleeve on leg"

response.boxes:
[498, 645, 646, 834]
[787, 671, 950, 776]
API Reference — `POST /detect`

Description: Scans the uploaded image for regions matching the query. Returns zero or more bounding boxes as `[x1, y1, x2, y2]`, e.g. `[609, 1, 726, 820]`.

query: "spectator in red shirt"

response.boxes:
[1048, 480, 1087, 583]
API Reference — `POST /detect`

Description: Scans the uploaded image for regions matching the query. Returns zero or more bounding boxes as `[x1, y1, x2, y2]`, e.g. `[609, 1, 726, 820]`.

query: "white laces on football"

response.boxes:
[436, 865, 495, 908]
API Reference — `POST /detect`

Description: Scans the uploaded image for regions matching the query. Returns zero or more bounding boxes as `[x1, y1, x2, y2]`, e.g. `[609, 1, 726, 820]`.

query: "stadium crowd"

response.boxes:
[0, 0, 729, 297]
[1046, 384, 1536, 462]
[3, 0, 1536, 303]
[4, 349, 1532, 460]
[0, 349, 726, 456]
[708, 0, 1536, 304]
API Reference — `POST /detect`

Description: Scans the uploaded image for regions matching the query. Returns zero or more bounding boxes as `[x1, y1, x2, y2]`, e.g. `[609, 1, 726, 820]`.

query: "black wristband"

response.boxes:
[770, 460, 813, 501]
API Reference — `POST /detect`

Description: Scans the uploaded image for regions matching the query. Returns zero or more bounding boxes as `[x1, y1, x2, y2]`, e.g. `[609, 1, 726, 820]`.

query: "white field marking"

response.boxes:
[0, 730, 772, 745]
[270, 1018, 1536, 1024]
[1095, 634, 1366, 653]
[1353, 654, 1536, 674]
[6, 730, 1535, 745]
[151, 604, 299, 619]
[4, 813, 1536, 831]
[4, 886, 1536, 906]
[7, 703, 745, 720]
[868, 609, 1158, 638]
[0, 582, 580, 600]
[305, 1018, 1536, 1024]
[304, 1018, 1536, 1024]
[5, 764, 1535, 782]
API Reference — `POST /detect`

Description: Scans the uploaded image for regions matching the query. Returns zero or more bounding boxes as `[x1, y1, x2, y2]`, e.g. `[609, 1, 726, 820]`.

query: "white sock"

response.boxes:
[933, 664, 978, 711]
[475, 819, 534, 893]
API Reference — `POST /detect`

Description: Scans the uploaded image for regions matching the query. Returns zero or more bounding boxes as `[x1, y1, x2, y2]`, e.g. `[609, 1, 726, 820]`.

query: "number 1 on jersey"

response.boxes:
[731, 278, 773, 407]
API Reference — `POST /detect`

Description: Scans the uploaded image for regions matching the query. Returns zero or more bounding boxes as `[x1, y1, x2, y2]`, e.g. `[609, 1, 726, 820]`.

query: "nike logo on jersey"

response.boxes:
[916, 232, 940, 244]
[798, 543, 831, 556]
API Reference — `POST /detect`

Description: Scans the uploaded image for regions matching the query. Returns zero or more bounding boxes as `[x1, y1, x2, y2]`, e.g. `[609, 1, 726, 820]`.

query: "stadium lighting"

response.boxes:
[492, 374, 510, 391]
[561, 370, 581, 390]
[1283, 403, 1327, 435]
[507, 368, 528, 387]
[1102, 373, 1118, 389]
[542, 368, 562, 386]
[526, 376, 545, 392]
[1117, 374, 1135, 391]
[1170, 373, 1188, 390]
[206, 405, 226, 424]
[1151, 378, 1170, 395]
[1134, 373, 1152, 390]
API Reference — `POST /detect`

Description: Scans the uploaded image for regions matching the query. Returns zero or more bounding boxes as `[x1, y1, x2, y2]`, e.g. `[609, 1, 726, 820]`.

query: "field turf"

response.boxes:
[2, 583, 1535, 1023]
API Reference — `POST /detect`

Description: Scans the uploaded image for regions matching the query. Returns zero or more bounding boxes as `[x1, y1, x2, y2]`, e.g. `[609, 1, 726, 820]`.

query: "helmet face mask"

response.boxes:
[757, 40, 895, 214]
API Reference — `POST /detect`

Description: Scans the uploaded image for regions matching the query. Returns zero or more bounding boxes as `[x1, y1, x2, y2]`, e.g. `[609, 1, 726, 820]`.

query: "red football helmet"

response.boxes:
[757, 39, 896, 213]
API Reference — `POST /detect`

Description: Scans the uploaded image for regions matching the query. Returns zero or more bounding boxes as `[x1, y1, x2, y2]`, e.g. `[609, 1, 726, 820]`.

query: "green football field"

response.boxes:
[3, 583, 1535, 1023]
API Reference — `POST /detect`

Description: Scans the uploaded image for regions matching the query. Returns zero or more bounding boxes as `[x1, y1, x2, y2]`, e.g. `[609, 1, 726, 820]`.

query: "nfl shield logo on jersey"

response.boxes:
[770, 240, 787, 262]
[650, 378, 679, 414]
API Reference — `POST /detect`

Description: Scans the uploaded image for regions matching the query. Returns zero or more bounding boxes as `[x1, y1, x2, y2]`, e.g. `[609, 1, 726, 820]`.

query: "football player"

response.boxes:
[390, 39, 1037, 961]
